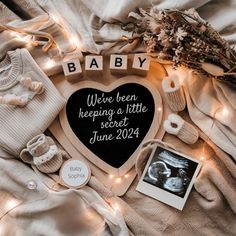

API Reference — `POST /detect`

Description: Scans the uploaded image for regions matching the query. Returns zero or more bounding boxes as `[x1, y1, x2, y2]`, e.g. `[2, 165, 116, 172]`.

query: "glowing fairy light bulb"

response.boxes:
[221, 107, 229, 117]
[115, 177, 121, 184]
[70, 34, 81, 48]
[44, 58, 56, 70]
[158, 107, 162, 112]
[109, 174, 114, 179]
[200, 156, 205, 161]
[51, 13, 60, 24]
[6, 199, 19, 209]
[10, 31, 31, 43]
[124, 174, 129, 178]
[113, 202, 120, 211]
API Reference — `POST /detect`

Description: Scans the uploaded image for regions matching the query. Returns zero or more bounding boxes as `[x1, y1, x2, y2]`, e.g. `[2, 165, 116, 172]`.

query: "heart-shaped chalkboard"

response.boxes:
[60, 78, 162, 176]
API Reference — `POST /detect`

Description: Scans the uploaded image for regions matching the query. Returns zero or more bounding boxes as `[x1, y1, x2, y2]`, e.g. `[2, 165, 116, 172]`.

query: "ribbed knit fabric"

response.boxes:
[20, 134, 68, 173]
[177, 121, 199, 144]
[164, 114, 199, 144]
[0, 48, 65, 156]
[8, 0, 45, 19]
[0, 50, 22, 91]
[162, 75, 186, 112]
[37, 154, 63, 173]
[0, 2, 21, 24]
[36, 17, 76, 54]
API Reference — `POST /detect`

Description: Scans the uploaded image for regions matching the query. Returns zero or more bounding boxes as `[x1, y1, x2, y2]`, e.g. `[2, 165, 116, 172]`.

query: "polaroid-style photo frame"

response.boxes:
[136, 143, 202, 210]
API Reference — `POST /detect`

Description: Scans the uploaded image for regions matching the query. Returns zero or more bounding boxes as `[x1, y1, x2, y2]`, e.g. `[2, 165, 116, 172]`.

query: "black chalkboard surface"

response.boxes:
[66, 83, 155, 168]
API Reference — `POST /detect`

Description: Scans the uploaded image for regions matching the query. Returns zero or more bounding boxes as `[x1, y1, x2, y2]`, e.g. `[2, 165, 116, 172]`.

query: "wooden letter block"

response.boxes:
[110, 54, 128, 75]
[85, 55, 103, 76]
[132, 54, 150, 77]
[62, 56, 82, 82]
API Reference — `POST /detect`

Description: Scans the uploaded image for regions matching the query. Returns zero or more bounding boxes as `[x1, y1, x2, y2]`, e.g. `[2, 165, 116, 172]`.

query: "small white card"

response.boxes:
[60, 160, 91, 189]
[136, 144, 201, 210]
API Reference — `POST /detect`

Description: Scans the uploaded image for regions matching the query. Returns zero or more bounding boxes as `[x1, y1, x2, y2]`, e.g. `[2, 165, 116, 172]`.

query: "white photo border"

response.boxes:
[136, 143, 202, 210]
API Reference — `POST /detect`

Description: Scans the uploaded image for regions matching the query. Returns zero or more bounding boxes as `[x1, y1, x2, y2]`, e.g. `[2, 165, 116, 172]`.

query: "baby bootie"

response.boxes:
[162, 75, 186, 112]
[20, 134, 70, 173]
[163, 114, 199, 144]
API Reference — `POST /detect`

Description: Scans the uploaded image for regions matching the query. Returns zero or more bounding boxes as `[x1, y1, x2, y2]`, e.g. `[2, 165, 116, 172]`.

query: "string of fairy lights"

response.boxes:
[0, 11, 231, 231]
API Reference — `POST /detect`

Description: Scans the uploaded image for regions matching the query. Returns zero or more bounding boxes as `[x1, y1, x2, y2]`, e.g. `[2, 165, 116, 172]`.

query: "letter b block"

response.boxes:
[132, 54, 150, 77]
[85, 55, 103, 76]
[110, 54, 128, 75]
[62, 56, 82, 82]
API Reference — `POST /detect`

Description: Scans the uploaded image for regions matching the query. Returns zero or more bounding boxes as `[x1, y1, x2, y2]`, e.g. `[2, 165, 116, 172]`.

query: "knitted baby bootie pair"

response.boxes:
[162, 74, 186, 112]
[20, 134, 70, 174]
[164, 114, 199, 144]
[0, 76, 44, 107]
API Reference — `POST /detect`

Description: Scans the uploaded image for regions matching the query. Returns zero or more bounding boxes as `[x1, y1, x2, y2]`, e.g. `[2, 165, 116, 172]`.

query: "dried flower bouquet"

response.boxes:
[126, 7, 236, 87]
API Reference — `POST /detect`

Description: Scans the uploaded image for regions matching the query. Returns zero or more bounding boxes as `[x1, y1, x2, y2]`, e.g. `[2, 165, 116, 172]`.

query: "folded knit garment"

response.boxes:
[182, 70, 236, 162]
[0, 48, 65, 156]
[0, 157, 129, 236]
[131, 131, 236, 236]
[0, 1, 21, 25]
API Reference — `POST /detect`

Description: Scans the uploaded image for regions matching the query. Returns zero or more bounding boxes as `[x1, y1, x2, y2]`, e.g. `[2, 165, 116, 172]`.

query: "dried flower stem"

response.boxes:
[127, 7, 236, 87]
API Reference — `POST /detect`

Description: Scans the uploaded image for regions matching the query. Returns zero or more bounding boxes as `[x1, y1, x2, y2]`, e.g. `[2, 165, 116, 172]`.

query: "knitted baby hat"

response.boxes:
[0, 48, 65, 156]
[163, 114, 199, 144]
[20, 134, 70, 173]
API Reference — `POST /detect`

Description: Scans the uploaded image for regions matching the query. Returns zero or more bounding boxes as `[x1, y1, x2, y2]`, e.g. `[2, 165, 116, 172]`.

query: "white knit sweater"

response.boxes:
[0, 48, 65, 156]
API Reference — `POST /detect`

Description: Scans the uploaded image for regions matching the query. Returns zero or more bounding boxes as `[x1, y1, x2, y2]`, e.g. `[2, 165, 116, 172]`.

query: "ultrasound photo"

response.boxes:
[143, 147, 198, 198]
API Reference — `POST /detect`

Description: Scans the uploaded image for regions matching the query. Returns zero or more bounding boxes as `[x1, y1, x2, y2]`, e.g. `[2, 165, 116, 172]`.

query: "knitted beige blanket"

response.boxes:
[0, 0, 235, 235]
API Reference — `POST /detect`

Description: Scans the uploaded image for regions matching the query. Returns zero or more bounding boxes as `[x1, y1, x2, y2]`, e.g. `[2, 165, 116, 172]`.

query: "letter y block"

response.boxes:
[132, 54, 150, 77]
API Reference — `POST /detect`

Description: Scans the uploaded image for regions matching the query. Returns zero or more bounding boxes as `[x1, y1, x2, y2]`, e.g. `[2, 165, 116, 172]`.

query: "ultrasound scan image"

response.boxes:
[143, 147, 198, 198]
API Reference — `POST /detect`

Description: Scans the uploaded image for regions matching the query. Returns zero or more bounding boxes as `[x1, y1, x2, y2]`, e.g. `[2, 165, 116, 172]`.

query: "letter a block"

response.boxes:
[62, 56, 82, 82]
[132, 54, 150, 77]
[110, 54, 128, 75]
[85, 55, 103, 76]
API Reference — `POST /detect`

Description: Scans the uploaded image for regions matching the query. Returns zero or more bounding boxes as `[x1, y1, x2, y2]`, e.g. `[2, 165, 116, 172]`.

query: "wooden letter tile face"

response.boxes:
[132, 54, 150, 76]
[110, 54, 128, 74]
[62, 57, 82, 82]
[85, 55, 103, 75]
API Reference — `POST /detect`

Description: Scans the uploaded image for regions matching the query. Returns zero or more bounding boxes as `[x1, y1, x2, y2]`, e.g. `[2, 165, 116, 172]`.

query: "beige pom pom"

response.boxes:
[163, 114, 199, 144]
[0, 94, 28, 107]
[162, 75, 186, 112]
[20, 77, 45, 94]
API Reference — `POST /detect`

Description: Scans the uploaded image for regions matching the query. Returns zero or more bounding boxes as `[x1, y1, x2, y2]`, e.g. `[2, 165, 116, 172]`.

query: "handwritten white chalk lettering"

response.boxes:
[116, 92, 138, 103]
[78, 91, 149, 145]
[89, 131, 114, 144]
[78, 107, 115, 122]
[100, 117, 129, 129]
[126, 103, 148, 114]
[87, 93, 114, 107]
